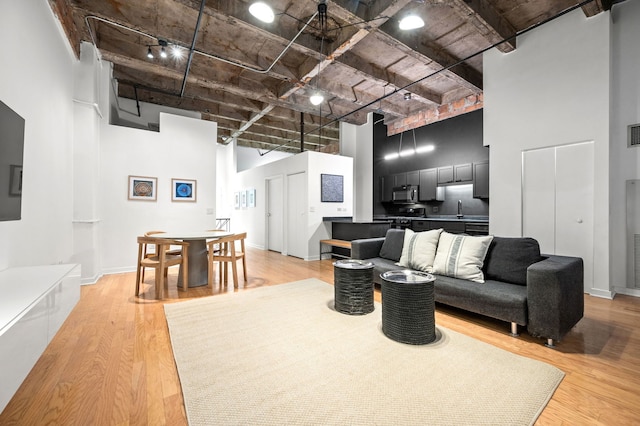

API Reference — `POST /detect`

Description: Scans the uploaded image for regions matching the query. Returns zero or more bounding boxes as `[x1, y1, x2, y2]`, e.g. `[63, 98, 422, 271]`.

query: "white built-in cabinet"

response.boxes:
[522, 142, 594, 293]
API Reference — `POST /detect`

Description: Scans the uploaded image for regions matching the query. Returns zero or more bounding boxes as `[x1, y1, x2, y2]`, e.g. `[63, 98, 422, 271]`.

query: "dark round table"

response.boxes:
[380, 270, 436, 345]
[333, 259, 374, 315]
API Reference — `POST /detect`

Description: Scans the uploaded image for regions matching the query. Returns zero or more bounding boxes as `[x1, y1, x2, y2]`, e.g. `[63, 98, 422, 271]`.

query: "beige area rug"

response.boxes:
[164, 279, 564, 426]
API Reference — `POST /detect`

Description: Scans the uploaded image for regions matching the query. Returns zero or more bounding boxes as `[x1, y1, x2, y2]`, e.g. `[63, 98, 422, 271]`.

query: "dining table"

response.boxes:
[158, 230, 233, 288]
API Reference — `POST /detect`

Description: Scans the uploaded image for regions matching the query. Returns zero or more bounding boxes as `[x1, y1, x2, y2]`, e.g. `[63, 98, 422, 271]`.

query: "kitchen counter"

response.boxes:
[425, 215, 489, 223]
[323, 217, 393, 223]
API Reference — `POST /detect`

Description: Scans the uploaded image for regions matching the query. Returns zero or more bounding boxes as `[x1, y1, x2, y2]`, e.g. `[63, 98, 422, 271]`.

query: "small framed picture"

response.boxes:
[247, 188, 256, 208]
[321, 174, 344, 202]
[172, 178, 197, 202]
[241, 190, 247, 208]
[128, 175, 157, 201]
[234, 192, 240, 209]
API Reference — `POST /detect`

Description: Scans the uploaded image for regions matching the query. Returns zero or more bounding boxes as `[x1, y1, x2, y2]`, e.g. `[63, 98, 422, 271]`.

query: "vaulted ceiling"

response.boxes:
[48, 0, 614, 154]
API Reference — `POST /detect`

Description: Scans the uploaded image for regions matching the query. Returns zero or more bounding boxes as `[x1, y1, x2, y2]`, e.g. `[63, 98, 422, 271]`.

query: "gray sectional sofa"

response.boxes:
[351, 228, 584, 347]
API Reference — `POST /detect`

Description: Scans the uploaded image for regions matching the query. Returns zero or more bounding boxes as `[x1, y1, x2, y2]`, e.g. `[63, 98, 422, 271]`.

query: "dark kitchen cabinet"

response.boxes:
[454, 163, 473, 183]
[418, 168, 438, 201]
[438, 164, 473, 184]
[473, 162, 489, 199]
[437, 166, 454, 184]
[393, 173, 407, 187]
[406, 171, 419, 186]
[381, 175, 393, 202]
[411, 220, 431, 232]
[411, 220, 467, 234]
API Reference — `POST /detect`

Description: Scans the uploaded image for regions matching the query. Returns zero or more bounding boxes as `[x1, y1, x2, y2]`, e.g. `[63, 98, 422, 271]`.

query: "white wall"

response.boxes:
[111, 94, 201, 130]
[231, 151, 353, 260]
[610, 0, 640, 296]
[100, 112, 218, 273]
[236, 144, 292, 172]
[484, 9, 611, 297]
[0, 0, 76, 270]
[340, 114, 374, 221]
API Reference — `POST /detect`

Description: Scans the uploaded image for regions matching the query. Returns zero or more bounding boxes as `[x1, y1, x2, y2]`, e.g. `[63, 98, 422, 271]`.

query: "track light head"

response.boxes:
[249, 2, 275, 23]
[399, 15, 424, 30]
[147, 46, 154, 59]
[310, 93, 324, 106]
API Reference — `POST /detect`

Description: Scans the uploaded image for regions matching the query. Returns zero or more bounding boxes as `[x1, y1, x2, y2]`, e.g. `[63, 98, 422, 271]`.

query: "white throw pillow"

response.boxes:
[397, 228, 443, 273]
[432, 232, 494, 283]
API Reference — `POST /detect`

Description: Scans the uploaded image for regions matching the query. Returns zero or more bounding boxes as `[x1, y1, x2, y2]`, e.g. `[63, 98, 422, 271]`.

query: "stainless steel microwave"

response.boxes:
[392, 185, 418, 204]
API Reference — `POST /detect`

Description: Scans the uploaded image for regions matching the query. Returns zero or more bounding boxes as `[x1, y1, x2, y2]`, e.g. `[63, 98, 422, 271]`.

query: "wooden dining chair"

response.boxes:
[207, 232, 247, 288]
[135, 236, 190, 299]
[204, 228, 228, 255]
[141, 230, 182, 282]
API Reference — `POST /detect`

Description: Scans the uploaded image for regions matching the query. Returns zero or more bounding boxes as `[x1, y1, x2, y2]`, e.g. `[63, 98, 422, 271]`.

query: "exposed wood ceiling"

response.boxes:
[49, 0, 613, 154]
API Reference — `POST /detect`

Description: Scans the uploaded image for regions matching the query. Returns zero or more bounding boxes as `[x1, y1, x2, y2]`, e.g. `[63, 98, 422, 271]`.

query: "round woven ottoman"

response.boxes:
[380, 270, 436, 345]
[333, 259, 374, 315]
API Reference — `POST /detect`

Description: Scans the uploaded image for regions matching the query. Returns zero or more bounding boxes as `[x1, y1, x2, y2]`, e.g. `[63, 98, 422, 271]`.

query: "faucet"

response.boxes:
[457, 200, 463, 218]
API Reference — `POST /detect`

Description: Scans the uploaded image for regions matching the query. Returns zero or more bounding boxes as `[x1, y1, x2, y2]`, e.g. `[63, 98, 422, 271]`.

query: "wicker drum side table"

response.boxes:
[380, 270, 436, 345]
[333, 259, 375, 315]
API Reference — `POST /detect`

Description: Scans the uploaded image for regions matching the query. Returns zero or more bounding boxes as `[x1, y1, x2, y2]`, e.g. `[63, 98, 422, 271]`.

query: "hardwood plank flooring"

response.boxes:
[1, 247, 640, 425]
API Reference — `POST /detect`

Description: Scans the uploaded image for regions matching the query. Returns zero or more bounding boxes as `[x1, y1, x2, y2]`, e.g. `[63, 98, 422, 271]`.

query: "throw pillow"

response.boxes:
[483, 237, 543, 286]
[432, 232, 494, 283]
[379, 228, 406, 262]
[397, 228, 443, 273]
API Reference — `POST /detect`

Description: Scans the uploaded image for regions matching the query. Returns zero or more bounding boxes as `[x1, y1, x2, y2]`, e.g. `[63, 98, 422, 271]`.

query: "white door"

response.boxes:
[555, 142, 594, 293]
[522, 142, 594, 293]
[522, 148, 556, 253]
[287, 172, 307, 259]
[266, 176, 283, 253]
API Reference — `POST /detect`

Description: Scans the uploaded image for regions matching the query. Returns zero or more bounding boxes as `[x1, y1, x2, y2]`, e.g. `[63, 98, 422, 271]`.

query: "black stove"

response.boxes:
[381, 208, 425, 229]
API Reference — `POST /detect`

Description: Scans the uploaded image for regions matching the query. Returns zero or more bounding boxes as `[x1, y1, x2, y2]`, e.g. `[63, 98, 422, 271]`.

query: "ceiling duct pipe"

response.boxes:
[180, 0, 207, 97]
[300, 112, 305, 153]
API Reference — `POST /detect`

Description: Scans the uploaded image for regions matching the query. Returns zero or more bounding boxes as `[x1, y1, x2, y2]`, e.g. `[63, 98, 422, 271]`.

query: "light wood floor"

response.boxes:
[1, 247, 640, 425]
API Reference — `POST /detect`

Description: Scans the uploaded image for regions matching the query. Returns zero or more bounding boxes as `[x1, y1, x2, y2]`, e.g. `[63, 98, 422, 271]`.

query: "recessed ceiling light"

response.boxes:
[399, 15, 424, 30]
[249, 2, 275, 23]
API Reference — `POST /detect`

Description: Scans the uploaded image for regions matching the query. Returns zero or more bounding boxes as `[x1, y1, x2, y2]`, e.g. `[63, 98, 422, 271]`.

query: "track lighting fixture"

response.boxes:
[146, 39, 176, 60]
[404, 92, 412, 100]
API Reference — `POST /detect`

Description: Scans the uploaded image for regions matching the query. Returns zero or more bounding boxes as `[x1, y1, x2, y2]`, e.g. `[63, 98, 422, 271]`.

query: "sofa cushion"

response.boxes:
[398, 228, 443, 273]
[378, 228, 406, 262]
[433, 275, 528, 325]
[432, 232, 493, 283]
[483, 237, 543, 286]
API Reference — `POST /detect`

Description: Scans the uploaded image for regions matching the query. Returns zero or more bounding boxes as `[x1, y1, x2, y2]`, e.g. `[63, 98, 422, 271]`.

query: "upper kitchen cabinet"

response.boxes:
[437, 166, 454, 184]
[437, 163, 473, 185]
[473, 162, 489, 199]
[419, 168, 438, 201]
[454, 163, 473, 183]
[406, 171, 419, 186]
